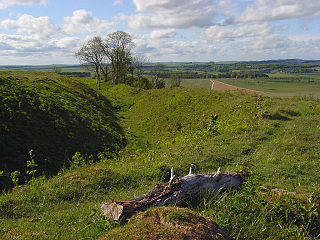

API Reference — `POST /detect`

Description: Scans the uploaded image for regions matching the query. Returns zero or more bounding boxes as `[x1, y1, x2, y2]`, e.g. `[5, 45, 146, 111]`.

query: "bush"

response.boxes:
[170, 77, 182, 88]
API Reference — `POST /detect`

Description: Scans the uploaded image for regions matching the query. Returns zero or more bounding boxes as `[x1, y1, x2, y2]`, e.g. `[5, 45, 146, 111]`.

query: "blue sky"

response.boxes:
[0, 0, 319, 65]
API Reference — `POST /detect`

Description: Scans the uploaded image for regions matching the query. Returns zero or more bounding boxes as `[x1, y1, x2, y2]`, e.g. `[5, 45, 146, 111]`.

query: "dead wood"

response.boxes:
[101, 165, 243, 221]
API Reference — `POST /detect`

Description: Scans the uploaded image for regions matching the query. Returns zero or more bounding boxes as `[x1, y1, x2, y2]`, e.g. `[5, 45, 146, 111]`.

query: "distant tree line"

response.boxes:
[214, 72, 269, 79]
[178, 61, 319, 75]
[147, 69, 269, 79]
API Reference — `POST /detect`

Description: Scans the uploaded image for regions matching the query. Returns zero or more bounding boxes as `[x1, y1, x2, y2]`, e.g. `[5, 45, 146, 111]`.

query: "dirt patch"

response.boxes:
[101, 206, 232, 240]
[211, 80, 262, 94]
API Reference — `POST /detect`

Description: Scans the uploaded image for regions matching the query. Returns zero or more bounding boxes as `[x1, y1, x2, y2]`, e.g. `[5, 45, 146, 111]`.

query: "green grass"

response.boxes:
[1, 72, 320, 239]
[0, 71, 125, 184]
[180, 78, 212, 89]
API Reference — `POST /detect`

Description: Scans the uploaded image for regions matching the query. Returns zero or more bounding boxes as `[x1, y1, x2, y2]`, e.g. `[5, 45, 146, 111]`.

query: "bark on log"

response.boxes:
[101, 165, 243, 221]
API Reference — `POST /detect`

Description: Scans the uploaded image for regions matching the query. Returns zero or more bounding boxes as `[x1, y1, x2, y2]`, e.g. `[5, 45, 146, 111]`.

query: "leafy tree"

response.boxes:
[75, 36, 105, 89]
[102, 31, 134, 85]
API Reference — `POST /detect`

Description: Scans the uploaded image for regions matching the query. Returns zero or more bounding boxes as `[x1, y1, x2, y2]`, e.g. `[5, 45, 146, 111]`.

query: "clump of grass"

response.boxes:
[193, 174, 320, 239]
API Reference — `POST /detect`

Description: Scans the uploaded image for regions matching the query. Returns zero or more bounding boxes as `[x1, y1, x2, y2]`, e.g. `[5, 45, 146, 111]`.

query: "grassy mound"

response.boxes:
[0, 72, 125, 186]
[102, 206, 231, 240]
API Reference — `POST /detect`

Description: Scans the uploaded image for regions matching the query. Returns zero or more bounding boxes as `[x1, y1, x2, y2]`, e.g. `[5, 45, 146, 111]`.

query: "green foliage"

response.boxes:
[26, 149, 38, 178]
[207, 114, 218, 134]
[154, 78, 166, 89]
[71, 152, 86, 168]
[170, 76, 182, 88]
[10, 171, 20, 187]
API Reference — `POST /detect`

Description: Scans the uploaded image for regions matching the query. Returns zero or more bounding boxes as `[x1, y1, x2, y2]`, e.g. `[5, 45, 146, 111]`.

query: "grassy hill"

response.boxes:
[0, 72, 320, 239]
[0, 71, 125, 188]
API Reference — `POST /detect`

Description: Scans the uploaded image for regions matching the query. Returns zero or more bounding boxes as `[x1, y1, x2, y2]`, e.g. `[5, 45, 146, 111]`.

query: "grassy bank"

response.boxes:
[0, 71, 125, 186]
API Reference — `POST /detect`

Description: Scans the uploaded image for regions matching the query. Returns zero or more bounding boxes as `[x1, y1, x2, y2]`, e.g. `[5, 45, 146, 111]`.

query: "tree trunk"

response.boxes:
[95, 65, 101, 90]
[101, 165, 242, 221]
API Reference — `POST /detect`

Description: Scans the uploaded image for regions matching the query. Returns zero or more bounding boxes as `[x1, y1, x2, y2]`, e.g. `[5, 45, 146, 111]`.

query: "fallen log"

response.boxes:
[101, 165, 243, 221]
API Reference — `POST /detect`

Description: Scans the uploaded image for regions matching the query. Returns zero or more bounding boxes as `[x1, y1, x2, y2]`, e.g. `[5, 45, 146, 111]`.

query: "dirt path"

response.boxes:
[210, 80, 263, 94]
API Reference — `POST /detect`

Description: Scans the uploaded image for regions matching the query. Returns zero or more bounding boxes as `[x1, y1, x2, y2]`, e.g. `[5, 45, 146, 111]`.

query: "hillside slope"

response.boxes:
[0, 72, 125, 187]
[1, 76, 320, 239]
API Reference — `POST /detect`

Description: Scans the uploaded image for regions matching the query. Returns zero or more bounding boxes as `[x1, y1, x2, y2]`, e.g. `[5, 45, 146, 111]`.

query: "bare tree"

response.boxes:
[102, 31, 134, 85]
[133, 55, 148, 88]
[151, 64, 165, 89]
[75, 36, 104, 89]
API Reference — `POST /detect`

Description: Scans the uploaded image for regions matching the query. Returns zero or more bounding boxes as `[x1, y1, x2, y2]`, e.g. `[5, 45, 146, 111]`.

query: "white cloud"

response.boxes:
[0, 34, 55, 55]
[150, 29, 176, 39]
[204, 23, 273, 43]
[227, 0, 320, 24]
[54, 37, 80, 49]
[0, 0, 47, 9]
[211, 35, 320, 61]
[244, 35, 292, 50]
[131, 31, 215, 61]
[128, 0, 219, 29]
[113, 0, 123, 6]
[131, 29, 320, 62]
[0, 14, 59, 38]
[62, 9, 114, 34]
[0, 33, 80, 60]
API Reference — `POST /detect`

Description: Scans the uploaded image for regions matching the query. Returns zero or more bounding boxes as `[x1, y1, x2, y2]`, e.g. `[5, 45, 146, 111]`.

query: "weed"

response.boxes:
[10, 171, 20, 188]
[26, 149, 38, 179]
[71, 152, 86, 168]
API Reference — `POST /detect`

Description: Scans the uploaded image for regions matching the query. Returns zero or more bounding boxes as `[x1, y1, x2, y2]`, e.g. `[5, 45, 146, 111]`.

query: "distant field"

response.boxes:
[180, 78, 212, 89]
[182, 77, 320, 98]
[218, 77, 320, 98]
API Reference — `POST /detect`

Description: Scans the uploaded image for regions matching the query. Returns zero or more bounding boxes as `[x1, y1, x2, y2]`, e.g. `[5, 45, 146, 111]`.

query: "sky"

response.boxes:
[0, 0, 319, 65]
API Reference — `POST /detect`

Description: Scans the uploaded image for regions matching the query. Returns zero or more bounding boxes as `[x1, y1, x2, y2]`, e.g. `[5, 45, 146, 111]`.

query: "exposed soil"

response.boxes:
[101, 206, 232, 240]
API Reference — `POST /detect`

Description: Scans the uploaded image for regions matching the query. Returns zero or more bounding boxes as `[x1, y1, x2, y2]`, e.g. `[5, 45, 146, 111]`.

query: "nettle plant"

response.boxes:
[10, 171, 20, 188]
[207, 114, 218, 134]
[71, 152, 86, 167]
[26, 149, 38, 179]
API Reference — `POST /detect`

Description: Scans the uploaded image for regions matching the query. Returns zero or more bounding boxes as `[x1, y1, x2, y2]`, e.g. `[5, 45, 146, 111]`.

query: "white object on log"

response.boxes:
[101, 165, 242, 221]
[170, 168, 175, 181]
[188, 164, 195, 175]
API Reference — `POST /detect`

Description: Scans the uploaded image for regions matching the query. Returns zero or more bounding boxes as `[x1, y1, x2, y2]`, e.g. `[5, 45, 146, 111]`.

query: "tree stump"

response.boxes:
[101, 165, 243, 221]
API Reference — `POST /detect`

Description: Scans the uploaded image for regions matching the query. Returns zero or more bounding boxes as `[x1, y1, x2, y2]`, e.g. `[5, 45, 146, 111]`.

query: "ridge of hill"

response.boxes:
[0, 71, 125, 188]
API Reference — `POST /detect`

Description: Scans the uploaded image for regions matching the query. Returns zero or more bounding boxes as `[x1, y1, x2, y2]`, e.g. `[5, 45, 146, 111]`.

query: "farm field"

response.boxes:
[216, 77, 320, 98]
